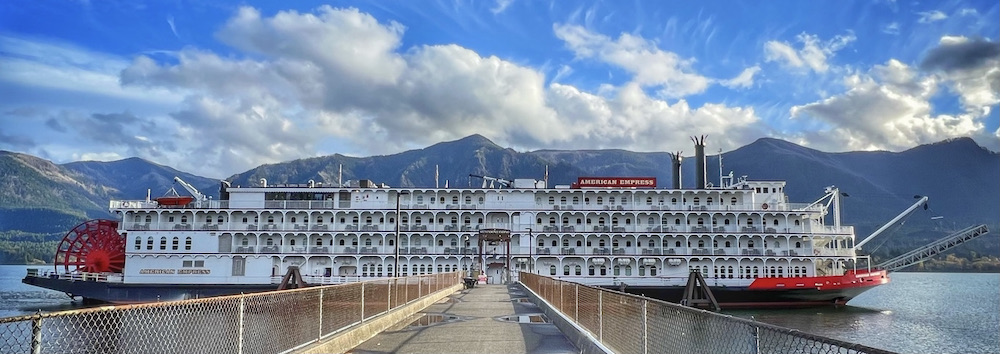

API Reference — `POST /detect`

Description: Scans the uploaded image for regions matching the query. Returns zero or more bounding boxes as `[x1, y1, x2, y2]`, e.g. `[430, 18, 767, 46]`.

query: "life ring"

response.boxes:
[813, 249, 820, 256]
[761, 203, 769, 210]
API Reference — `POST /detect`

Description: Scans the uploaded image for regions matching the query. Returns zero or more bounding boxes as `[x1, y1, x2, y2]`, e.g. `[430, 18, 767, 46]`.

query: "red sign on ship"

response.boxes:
[574, 177, 657, 188]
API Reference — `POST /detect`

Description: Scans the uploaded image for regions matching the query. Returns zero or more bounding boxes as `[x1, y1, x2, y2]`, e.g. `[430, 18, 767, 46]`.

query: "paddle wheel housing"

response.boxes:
[54, 219, 126, 274]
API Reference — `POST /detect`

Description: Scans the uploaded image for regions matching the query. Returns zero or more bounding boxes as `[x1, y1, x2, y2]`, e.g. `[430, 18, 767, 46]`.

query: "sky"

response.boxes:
[1, 0, 998, 178]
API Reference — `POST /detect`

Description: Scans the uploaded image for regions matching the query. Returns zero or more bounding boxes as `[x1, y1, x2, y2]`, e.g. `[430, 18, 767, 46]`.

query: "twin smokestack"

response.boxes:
[669, 136, 708, 190]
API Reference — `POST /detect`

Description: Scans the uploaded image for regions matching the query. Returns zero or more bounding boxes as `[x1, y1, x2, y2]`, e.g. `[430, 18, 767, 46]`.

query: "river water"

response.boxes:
[2, 266, 997, 353]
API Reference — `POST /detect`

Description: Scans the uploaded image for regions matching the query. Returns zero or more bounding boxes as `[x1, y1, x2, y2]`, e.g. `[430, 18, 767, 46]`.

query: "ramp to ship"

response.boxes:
[876, 224, 991, 272]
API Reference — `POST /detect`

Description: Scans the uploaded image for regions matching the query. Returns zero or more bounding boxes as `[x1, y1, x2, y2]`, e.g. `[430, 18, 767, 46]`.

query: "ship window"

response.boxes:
[560, 196, 567, 204]
[549, 217, 556, 224]
[537, 239, 544, 247]
[693, 197, 700, 205]
[707, 197, 713, 205]
[697, 218, 704, 225]
[478, 217, 484, 224]
[725, 241, 732, 247]
[731, 197, 737, 205]
[551, 240, 557, 247]
[614, 266, 620, 276]
[674, 219, 681, 225]
[160, 237, 167, 250]
[388, 239, 394, 246]
[794, 220, 801, 226]
[625, 219, 631, 225]
[437, 239, 443, 246]
[676, 241, 682, 247]
[577, 218, 582, 224]
[648, 217, 655, 224]
[611, 218, 618, 225]
[548, 196, 555, 204]
[181, 216, 188, 223]
[748, 241, 755, 248]
[241, 238, 249, 246]
[795, 242, 802, 248]
[698, 240, 705, 248]
[267, 216, 274, 223]
[612, 240, 619, 247]
[713, 240, 718, 248]
[576, 240, 582, 247]
[773, 219, 779, 226]
[572, 197, 579, 204]
[146, 215, 152, 223]
[352, 216, 359, 223]
[450, 239, 457, 246]
[563, 265, 570, 275]
[600, 266, 607, 276]
[242, 217, 248, 223]
[650, 266, 657, 276]
[185, 237, 192, 250]
[183, 260, 193, 267]
[536, 218, 542, 224]
[639, 266, 645, 276]
[584, 197, 590, 204]
[588, 265, 595, 275]
[626, 241, 632, 247]
[290, 239, 296, 246]
[290, 217, 297, 223]
[146, 237, 153, 250]
[586, 241, 592, 246]
[451, 216, 458, 224]
[596, 197, 603, 204]
[775, 241, 781, 247]
[725, 219, 731, 225]
[172, 237, 179, 250]
[671, 198, 678, 205]
[217, 216, 224, 223]
[550, 265, 557, 275]
[414, 239, 422, 246]
[415, 217, 422, 224]
[195, 260, 204, 267]
[317, 238, 324, 246]
[562, 239, 569, 247]
[646, 197, 653, 205]
[620, 197, 627, 204]
[437, 218, 443, 224]
[599, 240, 606, 247]
[168, 216, 175, 222]
[599, 217, 606, 225]
[609, 197, 615, 205]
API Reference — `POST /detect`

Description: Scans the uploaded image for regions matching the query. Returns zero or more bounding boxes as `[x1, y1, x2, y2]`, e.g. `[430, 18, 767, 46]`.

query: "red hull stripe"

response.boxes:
[747, 270, 889, 291]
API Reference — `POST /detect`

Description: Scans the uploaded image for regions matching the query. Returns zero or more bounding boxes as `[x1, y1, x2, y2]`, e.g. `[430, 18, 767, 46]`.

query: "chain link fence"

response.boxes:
[521, 273, 896, 354]
[0, 272, 460, 354]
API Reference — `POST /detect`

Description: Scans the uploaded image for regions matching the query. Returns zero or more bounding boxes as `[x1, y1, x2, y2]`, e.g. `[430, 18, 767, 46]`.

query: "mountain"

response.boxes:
[0, 151, 219, 234]
[2, 136, 997, 266]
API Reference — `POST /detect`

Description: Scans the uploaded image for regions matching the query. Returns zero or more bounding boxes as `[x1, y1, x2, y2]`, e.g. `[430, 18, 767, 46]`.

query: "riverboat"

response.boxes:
[23, 140, 891, 306]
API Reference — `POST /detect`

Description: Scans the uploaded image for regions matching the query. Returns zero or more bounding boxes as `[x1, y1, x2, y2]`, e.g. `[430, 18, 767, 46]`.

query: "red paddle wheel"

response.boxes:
[54, 219, 126, 274]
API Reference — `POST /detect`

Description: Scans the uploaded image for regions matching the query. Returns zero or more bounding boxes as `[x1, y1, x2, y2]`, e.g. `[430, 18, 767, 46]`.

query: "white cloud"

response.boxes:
[491, 0, 514, 14]
[553, 23, 711, 98]
[882, 22, 900, 35]
[764, 32, 855, 74]
[917, 10, 947, 23]
[720, 66, 761, 89]
[109, 6, 766, 176]
[789, 57, 994, 151]
[958, 8, 978, 16]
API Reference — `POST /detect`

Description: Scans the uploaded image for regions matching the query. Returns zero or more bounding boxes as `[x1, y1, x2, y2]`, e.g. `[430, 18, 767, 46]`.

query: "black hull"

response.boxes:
[605, 284, 880, 308]
[22, 276, 277, 304]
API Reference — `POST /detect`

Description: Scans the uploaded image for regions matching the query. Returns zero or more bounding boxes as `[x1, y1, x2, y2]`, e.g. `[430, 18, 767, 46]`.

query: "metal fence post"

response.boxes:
[598, 291, 603, 342]
[575, 284, 579, 321]
[387, 279, 393, 312]
[30, 315, 41, 354]
[642, 300, 648, 354]
[360, 282, 366, 323]
[237, 295, 245, 354]
[319, 288, 325, 339]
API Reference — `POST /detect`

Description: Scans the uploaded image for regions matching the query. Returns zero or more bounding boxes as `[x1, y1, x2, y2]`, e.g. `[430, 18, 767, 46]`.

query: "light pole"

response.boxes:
[394, 190, 408, 277]
[527, 227, 533, 274]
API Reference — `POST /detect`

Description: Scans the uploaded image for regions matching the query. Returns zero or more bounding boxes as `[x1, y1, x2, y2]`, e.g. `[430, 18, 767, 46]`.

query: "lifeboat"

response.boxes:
[155, 196, 194, 206]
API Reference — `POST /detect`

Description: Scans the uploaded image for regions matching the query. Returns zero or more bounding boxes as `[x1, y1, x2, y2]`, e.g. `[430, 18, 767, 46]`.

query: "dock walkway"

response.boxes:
[349, 283, 578, 354]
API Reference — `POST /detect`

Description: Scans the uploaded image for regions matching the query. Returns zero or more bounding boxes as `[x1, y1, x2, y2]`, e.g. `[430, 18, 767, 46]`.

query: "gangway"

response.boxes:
[876, 224, 990, 272]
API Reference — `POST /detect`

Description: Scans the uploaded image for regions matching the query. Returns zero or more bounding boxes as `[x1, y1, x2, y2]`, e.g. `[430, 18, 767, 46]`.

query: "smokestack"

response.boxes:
[669, 152, 683, 189]
[691, 135, 707, 189]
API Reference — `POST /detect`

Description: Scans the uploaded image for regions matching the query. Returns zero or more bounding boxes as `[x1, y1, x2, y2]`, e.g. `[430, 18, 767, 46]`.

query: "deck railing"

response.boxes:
[520, 272, 896, 354]
[1, 272, 460, 354]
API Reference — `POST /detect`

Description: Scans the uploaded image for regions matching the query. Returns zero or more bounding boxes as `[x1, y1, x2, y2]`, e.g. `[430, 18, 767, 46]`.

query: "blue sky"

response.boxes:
[1, 0, 998, 178]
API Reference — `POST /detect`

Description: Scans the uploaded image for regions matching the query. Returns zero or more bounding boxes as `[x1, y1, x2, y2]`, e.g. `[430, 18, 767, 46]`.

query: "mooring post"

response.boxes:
[31, 313, 42, 354]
